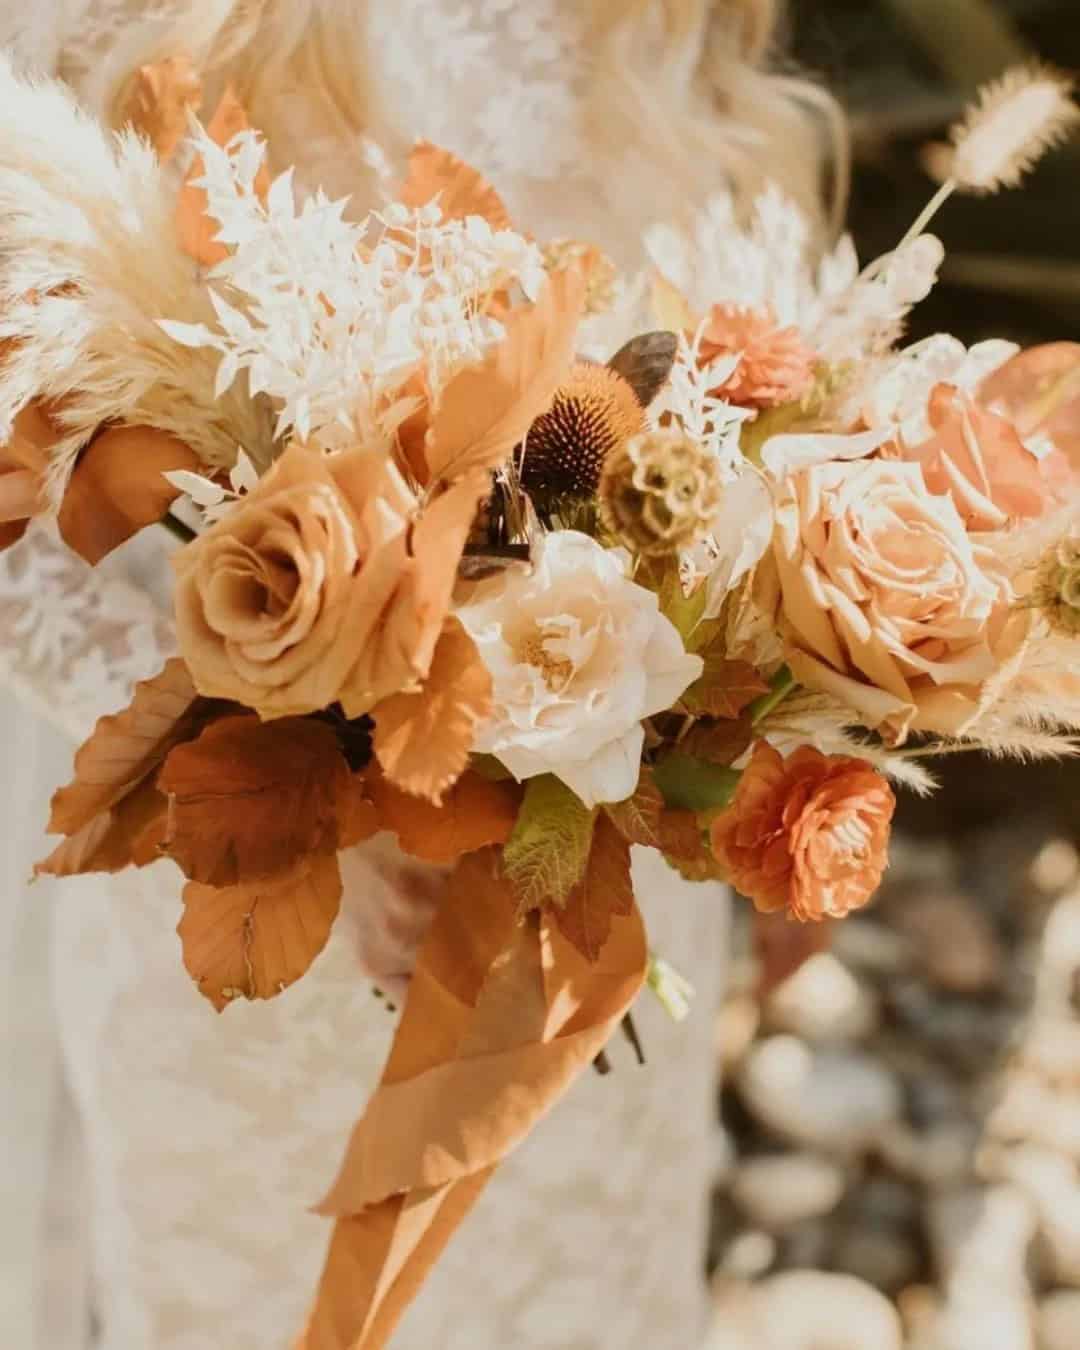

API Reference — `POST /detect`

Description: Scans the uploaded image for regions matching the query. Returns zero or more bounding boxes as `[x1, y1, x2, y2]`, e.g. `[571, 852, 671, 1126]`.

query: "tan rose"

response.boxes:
[174, 443, 484, 719]
[759, 458, 1029, 741]
[711, 741, 895, 921]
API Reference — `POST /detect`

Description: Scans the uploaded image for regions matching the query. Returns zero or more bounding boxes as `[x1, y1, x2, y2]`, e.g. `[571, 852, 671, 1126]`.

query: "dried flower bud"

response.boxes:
[947, 64, 1078, 194]
[1034, 534, 1080, 636]
[542, 238, 617, 314]
[522, 362, 644, 501]
[599, 427, 724, 557]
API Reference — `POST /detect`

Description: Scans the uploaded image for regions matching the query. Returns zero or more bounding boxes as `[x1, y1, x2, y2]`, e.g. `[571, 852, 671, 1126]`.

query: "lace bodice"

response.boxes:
[1, 4, 727, 1347]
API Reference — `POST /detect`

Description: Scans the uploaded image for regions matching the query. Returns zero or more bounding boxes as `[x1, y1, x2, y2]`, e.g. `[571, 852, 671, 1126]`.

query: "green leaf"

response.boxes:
[470, 754, 514, 782]
[652, 752, 741, 813]
[503, 774, 597, 911]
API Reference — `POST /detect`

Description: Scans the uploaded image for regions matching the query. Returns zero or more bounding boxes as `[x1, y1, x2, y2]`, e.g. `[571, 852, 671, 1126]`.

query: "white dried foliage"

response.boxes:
[0, 55, 272, 494]
[649, 326, 750, 478]
[162, 126, 546, 452]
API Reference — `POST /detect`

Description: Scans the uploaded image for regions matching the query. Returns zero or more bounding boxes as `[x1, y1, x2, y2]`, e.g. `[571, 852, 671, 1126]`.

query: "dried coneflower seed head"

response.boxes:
[947, 64, 1079, 194]
[522, 362, 645, 499]
[1034, 534, 1080, 637]
[599, 427, 724, 557]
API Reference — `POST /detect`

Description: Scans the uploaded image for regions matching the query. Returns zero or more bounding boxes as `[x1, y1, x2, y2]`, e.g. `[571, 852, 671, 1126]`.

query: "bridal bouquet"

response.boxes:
[3, 53, 1079, 1347]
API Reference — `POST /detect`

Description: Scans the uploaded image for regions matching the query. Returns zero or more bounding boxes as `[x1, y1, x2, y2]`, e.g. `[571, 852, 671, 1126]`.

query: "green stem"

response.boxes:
[749, 666, 796, 726]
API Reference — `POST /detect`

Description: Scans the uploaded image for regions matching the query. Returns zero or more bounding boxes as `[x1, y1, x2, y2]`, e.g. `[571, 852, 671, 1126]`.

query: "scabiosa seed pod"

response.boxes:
[521, 362, 645, 501]
[1034, 534, 1080, 636]
[598, 427, 725, 557]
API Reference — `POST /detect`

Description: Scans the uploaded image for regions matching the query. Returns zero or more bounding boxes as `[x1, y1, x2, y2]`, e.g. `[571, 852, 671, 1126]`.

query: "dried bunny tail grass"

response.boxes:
[756, 688, 940, 796]
[948, 63, 1079, 194]
[0, 55, 272, 497]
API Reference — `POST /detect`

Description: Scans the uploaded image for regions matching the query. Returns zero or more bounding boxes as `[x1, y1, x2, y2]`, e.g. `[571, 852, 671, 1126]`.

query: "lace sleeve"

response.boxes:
[0, 525, 177, 744]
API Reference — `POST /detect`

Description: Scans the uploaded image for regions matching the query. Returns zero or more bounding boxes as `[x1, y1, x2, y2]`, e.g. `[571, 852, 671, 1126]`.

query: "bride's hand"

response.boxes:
[336, 834, 449, 1007]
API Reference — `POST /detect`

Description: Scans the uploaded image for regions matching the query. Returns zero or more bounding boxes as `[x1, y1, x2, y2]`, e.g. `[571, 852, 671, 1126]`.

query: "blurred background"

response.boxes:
[705, 4, 1080, 1347]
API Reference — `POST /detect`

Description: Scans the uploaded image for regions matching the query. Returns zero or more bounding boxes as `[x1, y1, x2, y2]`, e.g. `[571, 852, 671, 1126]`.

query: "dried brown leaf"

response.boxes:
[178, 853, 343, 1012]
[554, 815, 634, 963]
[160, 715, 372, 887]
[681, 711, 754, 766]
[47, 659, 203, 838]
[423, 267, 584, 484]
[373, 618, 493, 804]
[605, 768, 665, 849]
[398, 141, 512, 230]
[680, 657, 769, 720]
[369, 769, 520, 865]
[755, 910, 833, 998]
[58, 425, 201, 564]
[36, 779, 166, 878]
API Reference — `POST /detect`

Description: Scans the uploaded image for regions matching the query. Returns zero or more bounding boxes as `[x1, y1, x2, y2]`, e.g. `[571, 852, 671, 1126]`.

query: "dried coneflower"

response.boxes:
[1033, 533, 1080, 637]
[599, 426, 724, 557]
[521, 361, 645, 501]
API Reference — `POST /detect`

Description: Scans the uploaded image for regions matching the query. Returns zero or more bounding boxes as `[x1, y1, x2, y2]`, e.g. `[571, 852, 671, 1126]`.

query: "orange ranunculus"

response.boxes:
[173, 442, 485, 720]
[711, 741, 895, 922]
[699, 303, 816, 411]
[898, 382, 1057, 530]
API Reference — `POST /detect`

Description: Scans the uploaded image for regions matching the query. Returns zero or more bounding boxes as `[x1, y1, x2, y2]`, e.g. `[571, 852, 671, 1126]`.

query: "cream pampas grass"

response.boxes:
[0, 55, 273, 500]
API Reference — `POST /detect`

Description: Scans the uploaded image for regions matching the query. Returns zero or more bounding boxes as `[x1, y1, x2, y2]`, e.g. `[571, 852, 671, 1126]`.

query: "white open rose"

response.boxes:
[455, 531, 703, 806]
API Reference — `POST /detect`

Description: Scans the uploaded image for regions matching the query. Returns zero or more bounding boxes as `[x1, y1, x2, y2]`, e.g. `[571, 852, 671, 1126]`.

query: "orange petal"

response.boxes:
[178, 853, 343, 1012]
[372, 618, 492, 803]
[398, 141, 512, 231]
[368, 767, 520, 864]
[424, 267, 584, 484]
[57, 424, 201, 564]
[119, 53, 203, 162]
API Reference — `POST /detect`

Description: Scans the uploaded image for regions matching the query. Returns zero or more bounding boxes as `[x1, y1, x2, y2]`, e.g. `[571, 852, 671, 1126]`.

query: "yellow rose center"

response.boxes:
[518, 630, 574, 692]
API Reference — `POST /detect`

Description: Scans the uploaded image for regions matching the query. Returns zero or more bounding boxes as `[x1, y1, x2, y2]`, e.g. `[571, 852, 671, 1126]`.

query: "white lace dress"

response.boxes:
[1, 5, 728, 1348]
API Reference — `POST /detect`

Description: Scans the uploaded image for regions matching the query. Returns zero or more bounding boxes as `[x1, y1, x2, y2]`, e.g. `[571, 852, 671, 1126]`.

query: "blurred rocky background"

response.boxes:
[704, 4, 1080, 1346]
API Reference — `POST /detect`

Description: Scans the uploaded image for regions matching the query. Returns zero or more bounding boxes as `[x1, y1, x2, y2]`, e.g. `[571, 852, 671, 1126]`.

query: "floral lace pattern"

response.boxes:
[1, 3, 725, 1346]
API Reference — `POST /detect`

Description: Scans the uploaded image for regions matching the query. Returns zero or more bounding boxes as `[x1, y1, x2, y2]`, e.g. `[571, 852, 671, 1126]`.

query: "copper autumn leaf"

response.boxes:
[605, 768, 665, 849]
[372, 615, 492, 804]
[681, 711, 754, 767]
[119, 53, 203, 162]
[159, 714, 375, 887]
[423, 266, 584, 484]
[554, 814, 635, 963]
[37, 779, 167, 878]
[178, 853, 343, 1012]
[177, 85, 270, 266]
[301, 848, 647, 1349]
[368, 768, 519, 865]
[58, 425, 201, 565]
[47, 659, 203, 840]
[398, 140, 512, 231]
[679, 656, 770, 720]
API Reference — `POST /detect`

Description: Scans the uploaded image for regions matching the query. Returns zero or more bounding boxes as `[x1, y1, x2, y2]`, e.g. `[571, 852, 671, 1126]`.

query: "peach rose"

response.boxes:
[174, 443, 483, 719]
[760, 458, 1030, 742]
[978, 341, 1080, 489]
[711, 741, 895, 921]
[897, 382, 1056, 530]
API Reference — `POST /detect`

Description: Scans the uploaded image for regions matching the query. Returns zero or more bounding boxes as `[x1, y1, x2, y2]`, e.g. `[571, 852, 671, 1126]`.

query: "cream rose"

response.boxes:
[455, 531, 703, 806]
[760, 458, 1029, 741]
[174, 443, 473, 719]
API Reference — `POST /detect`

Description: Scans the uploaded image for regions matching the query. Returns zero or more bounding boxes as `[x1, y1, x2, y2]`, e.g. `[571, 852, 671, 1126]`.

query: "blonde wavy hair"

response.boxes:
[65, 0, 845, 232]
